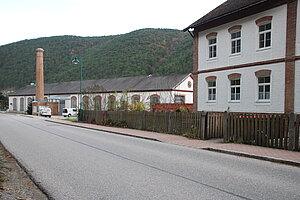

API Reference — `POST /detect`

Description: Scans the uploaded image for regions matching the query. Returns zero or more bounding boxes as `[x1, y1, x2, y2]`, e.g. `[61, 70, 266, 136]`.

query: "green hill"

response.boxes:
[0, 28, 193, 91]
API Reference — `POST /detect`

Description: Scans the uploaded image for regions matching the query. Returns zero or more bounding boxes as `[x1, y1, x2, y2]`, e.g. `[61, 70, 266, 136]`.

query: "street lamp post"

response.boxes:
[71, 56, 83, 120]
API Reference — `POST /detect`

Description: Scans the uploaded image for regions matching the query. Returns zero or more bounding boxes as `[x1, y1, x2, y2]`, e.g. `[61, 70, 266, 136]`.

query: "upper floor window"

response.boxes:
[231, 31, 241, 54]
[259, 23, 271, 48]
[206, 32, 217, 59]
[255, 70, 271, 101]
[228, 25, 242, 54]
[209, 38, 217, 58]
[256, 16, 272, 49]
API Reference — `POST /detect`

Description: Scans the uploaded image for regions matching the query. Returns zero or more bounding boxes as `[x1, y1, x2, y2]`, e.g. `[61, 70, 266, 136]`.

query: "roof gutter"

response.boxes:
[183, 0, 268, 32]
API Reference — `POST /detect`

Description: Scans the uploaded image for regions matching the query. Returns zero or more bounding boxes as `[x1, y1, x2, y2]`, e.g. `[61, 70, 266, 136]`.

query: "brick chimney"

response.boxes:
[35, 48, 44, 101]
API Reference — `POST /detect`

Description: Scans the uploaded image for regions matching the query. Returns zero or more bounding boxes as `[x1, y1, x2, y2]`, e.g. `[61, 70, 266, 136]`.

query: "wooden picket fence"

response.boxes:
[81, 110, 300, 151]
[223, 112, 300, 150]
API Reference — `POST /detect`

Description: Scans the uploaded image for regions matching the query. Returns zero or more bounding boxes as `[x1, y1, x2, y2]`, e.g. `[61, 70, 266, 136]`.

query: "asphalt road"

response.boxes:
[0, 113, 299, 200]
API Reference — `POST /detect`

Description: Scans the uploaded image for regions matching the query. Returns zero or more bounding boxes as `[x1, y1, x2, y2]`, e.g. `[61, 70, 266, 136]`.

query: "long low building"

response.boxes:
[8, 74, 193, 114]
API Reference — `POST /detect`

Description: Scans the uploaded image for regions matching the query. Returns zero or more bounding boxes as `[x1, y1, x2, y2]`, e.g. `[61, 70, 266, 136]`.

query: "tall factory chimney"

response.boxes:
[35, 48, 44, 101]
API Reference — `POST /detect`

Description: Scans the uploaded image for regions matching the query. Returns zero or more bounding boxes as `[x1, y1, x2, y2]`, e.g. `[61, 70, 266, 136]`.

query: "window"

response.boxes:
[94, 96, 101, 110]
[108, 95, 116, 111]
[27, 97, 32, 106]
[231, 31, 241, 54]
[83, 96, 89, 110]
[174, 95, 185, 104]
[131, 95, 140, 104]
[230, 79, 241, 101]
[208, 81, 216, 101]
[150, 95, 160, 105]
[258, 76, 271, 100]
[71, 96, 77, 108]
[13, 98, 17, 111]
[20, 98, 24, 111]
[259, 22, 271, 48]
[208, 38, 217, 58]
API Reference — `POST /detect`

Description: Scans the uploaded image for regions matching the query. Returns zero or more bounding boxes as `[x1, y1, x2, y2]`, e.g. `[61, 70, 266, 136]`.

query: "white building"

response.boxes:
[184, 0, 300, 113]
[8, 74, 193, 114]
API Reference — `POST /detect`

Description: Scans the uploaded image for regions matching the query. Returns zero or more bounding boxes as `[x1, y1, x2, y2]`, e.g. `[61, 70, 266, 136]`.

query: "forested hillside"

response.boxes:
[0, 29, 193, 91]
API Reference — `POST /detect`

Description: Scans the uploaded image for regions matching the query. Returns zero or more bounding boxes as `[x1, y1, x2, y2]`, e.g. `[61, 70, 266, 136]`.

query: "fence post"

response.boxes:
[201, 112, 207, 140]
[288, 113, 296, 150]
[223, 111, 228, 142]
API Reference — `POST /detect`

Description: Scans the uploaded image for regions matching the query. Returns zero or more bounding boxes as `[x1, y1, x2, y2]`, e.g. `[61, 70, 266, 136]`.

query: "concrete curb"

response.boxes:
[46, 120, 161, 142]
[203, 148, 300, 167]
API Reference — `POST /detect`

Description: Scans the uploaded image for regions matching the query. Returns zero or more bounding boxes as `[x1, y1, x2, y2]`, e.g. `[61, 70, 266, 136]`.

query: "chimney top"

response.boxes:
[36, 48, 44, 52]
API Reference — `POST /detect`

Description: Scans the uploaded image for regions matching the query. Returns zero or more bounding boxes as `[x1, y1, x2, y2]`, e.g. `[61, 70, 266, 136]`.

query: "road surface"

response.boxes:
[0, 113, 299, 200]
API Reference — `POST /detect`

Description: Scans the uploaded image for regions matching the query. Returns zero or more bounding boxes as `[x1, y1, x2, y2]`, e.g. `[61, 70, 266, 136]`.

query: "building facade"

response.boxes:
[8, 74, 193, 114]
[184, 0, 299, 113]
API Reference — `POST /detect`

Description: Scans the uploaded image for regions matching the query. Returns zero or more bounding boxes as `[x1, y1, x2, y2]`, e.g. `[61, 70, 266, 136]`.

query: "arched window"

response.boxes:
[206, 76, 217, 102]
[27, 97, 32, 109]
[71, 96, 77, 108]
[150, 95, 160, 105]
[94, 95, 101, 110]
[206, 32, 217, 58]
[255, 70, 271, 100]
[108, 95, 116, 111]
[228, 25, 242, 54]
[13, 98, 17, 111]
[228, 73, 241, 101]
[256, 16, 272, 49]
[131, 95, 140, 104]
[20, 98, 25, 111]
[83, 96, 89, 110]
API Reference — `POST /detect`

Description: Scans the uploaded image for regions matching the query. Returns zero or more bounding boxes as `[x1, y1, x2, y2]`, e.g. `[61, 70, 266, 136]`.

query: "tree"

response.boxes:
[0, 93, 8, 111]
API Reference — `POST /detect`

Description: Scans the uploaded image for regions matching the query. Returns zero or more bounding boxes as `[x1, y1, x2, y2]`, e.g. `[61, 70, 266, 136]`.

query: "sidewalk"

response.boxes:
[47, 117, 300, 167]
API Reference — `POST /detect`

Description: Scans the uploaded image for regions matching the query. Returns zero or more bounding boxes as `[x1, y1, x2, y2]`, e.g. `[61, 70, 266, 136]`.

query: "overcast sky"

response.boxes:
[0, 0, 225, 46]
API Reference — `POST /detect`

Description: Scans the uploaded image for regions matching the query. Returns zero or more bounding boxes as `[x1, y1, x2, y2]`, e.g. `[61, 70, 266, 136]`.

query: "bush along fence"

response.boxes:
[81, 110, 300, 151]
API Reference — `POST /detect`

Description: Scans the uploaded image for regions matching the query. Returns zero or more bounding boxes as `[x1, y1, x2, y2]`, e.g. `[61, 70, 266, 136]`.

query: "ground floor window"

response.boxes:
[20, 98, 24, 111]
[207, 80, 216, 101]
[71, 96, 77, 108]
[258, 76, 271, 100]
[150, 95, 160, 105]
[13, 98, 17, 111]
[131, 95, 140, 104]
[230, 79, 241, 101]
[108, 95, 116, 111]
[174, 95, 185, 104]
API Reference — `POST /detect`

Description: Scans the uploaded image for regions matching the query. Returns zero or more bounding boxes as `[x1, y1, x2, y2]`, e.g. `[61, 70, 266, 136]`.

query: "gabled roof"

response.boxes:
[10, 74, 191, 96]
[183, 0, 288, 32]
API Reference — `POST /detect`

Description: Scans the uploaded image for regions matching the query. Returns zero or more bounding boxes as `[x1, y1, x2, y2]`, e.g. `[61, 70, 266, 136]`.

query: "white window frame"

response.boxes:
[174, 95, 185, 104]
[257, 76, 271, 101]
[258, 22, 271, 49]
[208, 37, 217, 59]
[207, 80, 216, 102]
[231, 31, 241, 54]
[230, 79, 241, 102]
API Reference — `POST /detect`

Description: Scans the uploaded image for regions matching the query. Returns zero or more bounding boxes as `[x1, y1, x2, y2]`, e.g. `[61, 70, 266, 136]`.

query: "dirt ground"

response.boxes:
[0, 143, 48, 200]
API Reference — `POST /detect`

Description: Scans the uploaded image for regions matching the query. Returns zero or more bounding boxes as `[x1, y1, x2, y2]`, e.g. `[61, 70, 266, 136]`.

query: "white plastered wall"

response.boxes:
[198, 63, 285, 113]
